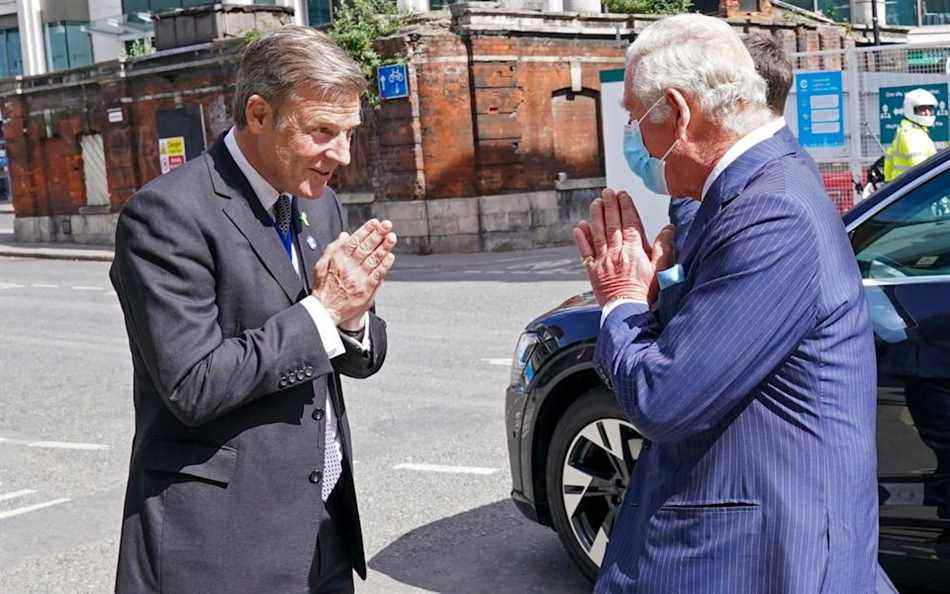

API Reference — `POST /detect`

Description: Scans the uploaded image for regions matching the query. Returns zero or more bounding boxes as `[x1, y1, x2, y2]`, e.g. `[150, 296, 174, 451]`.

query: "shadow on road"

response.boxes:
[369, 499, 592, 593]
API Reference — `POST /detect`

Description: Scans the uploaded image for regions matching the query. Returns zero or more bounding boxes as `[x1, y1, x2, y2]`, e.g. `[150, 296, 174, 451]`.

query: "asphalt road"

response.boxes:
[0, 246, 594, 593]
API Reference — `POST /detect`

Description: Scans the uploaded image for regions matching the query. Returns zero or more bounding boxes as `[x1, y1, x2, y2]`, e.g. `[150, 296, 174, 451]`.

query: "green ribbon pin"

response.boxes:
[299, 212, 309, 227]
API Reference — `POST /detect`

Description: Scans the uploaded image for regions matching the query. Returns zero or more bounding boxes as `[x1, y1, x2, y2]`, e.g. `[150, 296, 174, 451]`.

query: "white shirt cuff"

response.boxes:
[600, 298, 648, 327]
[301, 295, 346, 359]
[341, 311, 372, 352]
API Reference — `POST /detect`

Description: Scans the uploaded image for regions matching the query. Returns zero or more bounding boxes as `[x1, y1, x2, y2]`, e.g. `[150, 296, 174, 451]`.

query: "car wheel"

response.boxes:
[545, 387, 643, 582]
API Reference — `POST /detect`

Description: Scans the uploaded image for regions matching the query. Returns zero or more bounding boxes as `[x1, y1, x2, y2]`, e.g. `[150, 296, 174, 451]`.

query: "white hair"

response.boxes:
[625, 14, 772, 136]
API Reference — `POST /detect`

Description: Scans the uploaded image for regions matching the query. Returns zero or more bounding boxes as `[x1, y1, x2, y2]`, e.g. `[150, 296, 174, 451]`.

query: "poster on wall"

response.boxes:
[155, 106, 207, 176]
[878, 83, 948, 145]
[794, 70, 846, 149]
[158, 136, 186, 174]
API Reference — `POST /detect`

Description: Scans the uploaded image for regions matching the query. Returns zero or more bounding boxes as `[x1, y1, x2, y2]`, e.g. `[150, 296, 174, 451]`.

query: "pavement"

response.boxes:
[0, 206, 113, 262]
[0, 247, 593, 594]
[0, 207, 103, 263]
[0, 207, 588, 274]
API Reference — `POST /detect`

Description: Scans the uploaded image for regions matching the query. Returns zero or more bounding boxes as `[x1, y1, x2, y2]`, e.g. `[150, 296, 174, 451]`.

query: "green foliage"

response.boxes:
[328, 0, 408, 104]
[126, 37, 155, 58]
[242, 28, 265, 46]
[602, 0, 692, 15]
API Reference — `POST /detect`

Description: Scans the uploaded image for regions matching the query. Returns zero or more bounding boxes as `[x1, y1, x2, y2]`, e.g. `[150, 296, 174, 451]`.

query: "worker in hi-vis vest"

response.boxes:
[884, 88, 939, 182]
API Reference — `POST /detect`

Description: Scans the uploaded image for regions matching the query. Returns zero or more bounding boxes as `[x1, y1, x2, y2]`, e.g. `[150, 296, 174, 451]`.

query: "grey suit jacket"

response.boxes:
[110, 136, 385, 593]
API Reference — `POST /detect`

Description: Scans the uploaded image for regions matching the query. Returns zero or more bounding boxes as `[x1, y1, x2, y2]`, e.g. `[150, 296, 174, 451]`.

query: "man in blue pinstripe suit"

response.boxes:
[574, 15, 887, 593]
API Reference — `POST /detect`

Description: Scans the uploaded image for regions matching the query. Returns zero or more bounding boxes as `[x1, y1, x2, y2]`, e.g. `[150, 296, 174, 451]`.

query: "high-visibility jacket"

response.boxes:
[884, 118, 937, 181]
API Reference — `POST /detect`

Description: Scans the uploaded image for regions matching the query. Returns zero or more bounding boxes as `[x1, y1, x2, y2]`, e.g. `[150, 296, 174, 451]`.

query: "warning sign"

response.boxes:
[158, 136, 186, 174]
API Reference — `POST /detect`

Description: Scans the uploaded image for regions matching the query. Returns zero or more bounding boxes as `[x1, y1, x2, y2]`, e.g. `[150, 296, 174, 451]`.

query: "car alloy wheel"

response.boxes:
[562, 417, 641, 566]
[545, 388, 642, 581]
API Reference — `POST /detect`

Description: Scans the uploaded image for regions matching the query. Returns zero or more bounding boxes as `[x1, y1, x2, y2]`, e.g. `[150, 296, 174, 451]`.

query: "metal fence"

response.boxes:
[789, 42, 950, 212]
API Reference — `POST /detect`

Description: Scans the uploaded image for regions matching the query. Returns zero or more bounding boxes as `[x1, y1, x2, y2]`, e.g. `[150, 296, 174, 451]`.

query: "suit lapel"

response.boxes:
[207, 137, 304, 303]
[293, 192, 338, 293]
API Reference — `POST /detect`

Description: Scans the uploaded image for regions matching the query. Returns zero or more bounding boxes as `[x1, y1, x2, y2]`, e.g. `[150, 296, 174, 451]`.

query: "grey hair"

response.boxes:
[232, 25, 368, 127]
[625, 14, 773, 136]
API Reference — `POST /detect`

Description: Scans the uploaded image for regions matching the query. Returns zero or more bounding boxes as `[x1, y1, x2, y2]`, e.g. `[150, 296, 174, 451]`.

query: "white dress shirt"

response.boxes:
[224, 127, 370, 468]
[600, 117, 788, 326]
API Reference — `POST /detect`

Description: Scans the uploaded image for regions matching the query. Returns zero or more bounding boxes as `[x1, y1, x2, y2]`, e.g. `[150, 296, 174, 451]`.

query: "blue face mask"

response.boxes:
[622, 96, 679, 196]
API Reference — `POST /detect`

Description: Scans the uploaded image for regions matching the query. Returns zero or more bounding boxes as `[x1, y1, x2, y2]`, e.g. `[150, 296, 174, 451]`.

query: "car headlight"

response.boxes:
[510, 331, 540, 386]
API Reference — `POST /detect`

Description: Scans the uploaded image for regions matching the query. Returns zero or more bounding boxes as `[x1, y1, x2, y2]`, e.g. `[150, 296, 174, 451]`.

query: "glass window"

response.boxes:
[46, 22, 93, 71]
[782, 0, 816, 10]
[66, 24, 93, 68]
[6, 29, 21, 76]
[125, 0, 277, 21]
[818, 0, 850, 21]
[924, 0, 950, 25]
[48, 23, 69, 71]
[851, 166, 950, 280]
[308, 0, 332, 25]
[151, 0, 182, 10]
[885, 0, 919, 26]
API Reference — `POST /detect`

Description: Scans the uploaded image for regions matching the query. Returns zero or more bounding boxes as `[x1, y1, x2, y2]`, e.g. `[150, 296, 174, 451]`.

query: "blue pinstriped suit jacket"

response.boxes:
[594, 130, 880, 593]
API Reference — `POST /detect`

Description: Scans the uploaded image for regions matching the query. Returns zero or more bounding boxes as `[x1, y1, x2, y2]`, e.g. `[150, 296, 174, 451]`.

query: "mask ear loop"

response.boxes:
[659, 94, 691, 162]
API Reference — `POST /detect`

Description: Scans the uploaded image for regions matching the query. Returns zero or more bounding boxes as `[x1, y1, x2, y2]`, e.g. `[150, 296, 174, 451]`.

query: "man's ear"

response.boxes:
[667, 88, 692, 142]
[244, 95, 273, 134]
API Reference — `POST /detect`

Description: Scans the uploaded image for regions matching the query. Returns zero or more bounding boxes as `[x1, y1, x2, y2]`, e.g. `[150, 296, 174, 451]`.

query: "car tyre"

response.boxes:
[545, 387, 642, 583]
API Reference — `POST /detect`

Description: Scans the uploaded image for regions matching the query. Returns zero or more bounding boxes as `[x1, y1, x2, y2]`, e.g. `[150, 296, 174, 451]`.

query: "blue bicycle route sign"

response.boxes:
[377, 64, 409, 101]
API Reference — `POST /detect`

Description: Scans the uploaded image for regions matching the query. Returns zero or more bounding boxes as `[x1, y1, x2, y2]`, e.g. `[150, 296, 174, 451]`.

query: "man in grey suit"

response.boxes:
[110, 27, 393, 593]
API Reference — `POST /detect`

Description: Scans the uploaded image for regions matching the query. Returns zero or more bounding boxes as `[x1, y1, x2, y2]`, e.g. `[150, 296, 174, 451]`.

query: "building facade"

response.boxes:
[2, 2, 891, 252]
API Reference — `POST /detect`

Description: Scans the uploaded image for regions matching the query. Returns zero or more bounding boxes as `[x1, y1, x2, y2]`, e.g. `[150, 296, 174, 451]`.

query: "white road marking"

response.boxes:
[0, 282, 25, 290]
[30, 283, 58, 288]
[482, 358, 511, 366]
[0, 498, 71, 521]
[0, 437, 109, 450]
[393, 463, 499, 475]
[72, 286, 103, 291]
[0, 489, 35, 503]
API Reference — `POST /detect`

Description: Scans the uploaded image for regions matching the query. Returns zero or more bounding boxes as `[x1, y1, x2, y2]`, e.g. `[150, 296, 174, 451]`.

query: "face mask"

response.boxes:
[622, 96, 679, 196]
[919, 115, 937, 128]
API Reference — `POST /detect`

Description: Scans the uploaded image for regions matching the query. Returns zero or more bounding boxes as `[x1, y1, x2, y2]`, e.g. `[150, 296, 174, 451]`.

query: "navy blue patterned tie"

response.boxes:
[274, 194, 293, 262]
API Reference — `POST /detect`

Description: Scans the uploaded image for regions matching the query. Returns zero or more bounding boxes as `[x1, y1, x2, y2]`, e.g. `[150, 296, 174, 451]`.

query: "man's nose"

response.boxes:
[327, 132, 351, 167]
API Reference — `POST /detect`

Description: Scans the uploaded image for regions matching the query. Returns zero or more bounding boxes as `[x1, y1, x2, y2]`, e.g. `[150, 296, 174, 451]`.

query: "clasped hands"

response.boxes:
[312, 219, 397, 331]
[573, 189, 675, 308]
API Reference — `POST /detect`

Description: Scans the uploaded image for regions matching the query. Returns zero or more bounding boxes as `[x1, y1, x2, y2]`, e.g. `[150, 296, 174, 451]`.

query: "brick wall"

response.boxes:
[0, 6, 865, 251]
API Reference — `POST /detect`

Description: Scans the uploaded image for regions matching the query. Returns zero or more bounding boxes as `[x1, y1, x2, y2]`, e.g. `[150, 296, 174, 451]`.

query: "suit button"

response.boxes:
[312, 409, 325, 421]
[305, 366, 314, 377]
[309, 470, 323, 484]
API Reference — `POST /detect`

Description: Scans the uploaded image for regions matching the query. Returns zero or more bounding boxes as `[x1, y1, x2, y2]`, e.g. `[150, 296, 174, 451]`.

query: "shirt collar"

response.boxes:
[224, 127, 283, 213]
[700, 116, 786, 201]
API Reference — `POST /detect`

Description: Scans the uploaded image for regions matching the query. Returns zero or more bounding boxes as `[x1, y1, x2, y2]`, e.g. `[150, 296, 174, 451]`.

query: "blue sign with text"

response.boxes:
[795, 71, 846, 148]
[377, 64, 409, 101]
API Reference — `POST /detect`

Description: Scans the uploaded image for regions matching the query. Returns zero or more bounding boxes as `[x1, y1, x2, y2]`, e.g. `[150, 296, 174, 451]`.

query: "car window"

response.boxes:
[851, 166, 950, 280]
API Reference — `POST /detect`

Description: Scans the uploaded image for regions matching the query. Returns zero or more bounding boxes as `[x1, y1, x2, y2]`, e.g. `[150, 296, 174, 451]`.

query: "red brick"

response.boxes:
[378, 118, 416, 147]
[478, 139, 522, 165]
[474, 88, 523, 114]
[472, 63, 517, 88]
[476, 113, 521, 140]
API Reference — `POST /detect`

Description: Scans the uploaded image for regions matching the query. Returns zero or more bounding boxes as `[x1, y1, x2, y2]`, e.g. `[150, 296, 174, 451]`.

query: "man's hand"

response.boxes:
[572, 189, 676, 307]
[312, 219, 397, 326]
[647, 224, 675, 307]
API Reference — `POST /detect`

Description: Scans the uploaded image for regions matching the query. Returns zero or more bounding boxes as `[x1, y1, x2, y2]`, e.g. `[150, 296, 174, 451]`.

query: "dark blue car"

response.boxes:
[505, 149, 950, 591]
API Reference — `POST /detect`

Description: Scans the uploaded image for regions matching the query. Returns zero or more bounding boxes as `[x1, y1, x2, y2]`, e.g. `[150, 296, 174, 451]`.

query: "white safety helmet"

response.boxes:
[903, 88, 938, 128]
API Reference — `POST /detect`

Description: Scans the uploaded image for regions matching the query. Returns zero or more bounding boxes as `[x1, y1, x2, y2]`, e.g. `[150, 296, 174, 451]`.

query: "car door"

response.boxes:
[847, 159, 950, 584]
